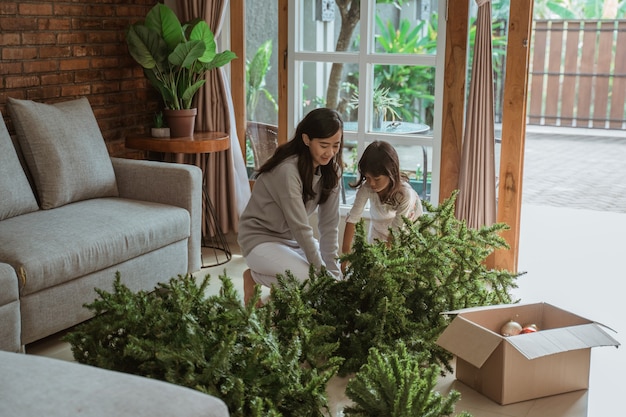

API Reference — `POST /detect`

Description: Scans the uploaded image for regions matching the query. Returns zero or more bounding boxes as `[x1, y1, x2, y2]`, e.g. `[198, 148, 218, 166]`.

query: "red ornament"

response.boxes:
[520, 324, 538, 334]
[500, 320, 522, 337]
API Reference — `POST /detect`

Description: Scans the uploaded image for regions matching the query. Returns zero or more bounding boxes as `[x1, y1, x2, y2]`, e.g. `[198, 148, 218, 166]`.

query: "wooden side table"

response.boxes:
[125, 132, 231, 268]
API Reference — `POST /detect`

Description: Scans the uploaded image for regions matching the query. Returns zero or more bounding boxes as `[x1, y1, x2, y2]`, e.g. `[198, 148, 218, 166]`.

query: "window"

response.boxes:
[288, 0, 446, 204]
[244, 1, 279, 177]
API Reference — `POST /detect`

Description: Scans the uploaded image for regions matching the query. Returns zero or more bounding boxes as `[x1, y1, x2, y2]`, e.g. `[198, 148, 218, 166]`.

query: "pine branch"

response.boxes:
[64, 272, 336, 417]
[344, 341, 470, 417]
[302, 191, 522, 375]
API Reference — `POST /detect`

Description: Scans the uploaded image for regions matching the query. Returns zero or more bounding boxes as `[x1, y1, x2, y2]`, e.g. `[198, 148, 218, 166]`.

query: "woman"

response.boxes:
[238, 108, 344, 304]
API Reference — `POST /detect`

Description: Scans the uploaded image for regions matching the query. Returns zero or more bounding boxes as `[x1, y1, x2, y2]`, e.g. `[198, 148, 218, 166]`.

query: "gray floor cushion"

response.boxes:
[0, 351, 229, 417]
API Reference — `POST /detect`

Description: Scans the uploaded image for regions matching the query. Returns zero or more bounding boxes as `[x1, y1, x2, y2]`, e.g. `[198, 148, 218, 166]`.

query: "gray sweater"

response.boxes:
[238, 156, 341, 277]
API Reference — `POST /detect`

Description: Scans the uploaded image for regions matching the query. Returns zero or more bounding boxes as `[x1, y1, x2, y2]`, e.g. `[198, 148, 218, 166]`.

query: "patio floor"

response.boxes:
[519, 126, 626, 213]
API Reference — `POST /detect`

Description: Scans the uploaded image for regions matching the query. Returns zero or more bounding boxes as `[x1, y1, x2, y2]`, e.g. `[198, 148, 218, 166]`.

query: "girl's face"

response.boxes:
[304, 130, 342, 169]
[365, 173, 391, 194]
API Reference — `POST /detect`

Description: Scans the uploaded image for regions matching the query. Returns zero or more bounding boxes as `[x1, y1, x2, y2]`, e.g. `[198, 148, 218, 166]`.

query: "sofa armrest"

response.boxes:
[0, 263, 21, 353]
[111, 157, 202, 272]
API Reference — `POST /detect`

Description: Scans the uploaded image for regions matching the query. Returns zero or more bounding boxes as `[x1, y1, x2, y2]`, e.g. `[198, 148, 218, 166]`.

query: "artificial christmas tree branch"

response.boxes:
[65, 191, 517, 416]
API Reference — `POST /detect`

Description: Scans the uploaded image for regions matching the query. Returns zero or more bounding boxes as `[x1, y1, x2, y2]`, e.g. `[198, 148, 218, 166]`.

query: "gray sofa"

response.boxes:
[0, 97, 203, 351]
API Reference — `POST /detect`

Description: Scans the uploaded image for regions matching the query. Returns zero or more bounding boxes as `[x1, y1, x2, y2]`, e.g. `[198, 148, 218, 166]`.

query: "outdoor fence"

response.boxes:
[495, 20, 626, 130]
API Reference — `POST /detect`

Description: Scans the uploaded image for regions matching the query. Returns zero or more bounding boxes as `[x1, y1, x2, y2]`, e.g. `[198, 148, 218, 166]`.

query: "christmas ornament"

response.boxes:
[520, 324, 538, 334]
[500, 320, 522, 336]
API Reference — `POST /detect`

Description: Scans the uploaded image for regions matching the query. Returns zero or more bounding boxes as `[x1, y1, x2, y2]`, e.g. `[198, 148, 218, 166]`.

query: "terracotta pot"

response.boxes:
[163, 108, 197, 138]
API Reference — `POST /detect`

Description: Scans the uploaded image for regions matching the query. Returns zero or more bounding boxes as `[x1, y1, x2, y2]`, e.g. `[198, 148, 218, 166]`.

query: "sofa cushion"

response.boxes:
[0, 198, 190, 296]
[0, 112, 39, 221]
[7, 97, 118, 209]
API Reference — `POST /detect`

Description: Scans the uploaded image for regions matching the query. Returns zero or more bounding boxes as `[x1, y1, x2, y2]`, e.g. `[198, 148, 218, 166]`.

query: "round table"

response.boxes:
[125, 131, 230, 163]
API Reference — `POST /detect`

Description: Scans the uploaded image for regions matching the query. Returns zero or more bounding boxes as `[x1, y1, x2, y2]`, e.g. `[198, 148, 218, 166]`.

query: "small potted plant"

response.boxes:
[349, 86, 400, 129]
[126, 4, 237, 137]
[151, 111, 170, 138]
[371, 86, 400, 129]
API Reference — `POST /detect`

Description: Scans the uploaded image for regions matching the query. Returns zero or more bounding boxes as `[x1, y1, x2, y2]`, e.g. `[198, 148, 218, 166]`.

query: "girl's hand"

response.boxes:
[341, 260, 350, 274]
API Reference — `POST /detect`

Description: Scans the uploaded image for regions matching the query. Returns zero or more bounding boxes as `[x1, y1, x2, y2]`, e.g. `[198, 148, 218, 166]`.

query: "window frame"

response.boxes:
[288, 0, 446, 206]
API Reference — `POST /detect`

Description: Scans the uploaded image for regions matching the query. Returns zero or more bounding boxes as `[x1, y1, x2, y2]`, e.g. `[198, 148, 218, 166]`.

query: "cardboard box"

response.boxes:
[436, 302, 620, 405]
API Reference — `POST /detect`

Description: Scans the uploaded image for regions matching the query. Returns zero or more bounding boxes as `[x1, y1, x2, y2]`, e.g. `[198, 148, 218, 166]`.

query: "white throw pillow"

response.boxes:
[8, 97, 118, 209]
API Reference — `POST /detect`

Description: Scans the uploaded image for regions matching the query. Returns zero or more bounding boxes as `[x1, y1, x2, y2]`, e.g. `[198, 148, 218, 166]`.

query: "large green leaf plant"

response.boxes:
[126, 3, 236, 110]
[246, 39, 278, 121]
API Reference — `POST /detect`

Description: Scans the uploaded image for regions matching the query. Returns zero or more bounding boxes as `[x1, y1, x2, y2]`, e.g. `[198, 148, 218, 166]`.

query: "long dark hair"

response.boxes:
[354, 140, 405, 204]
[258, 108, 344, 204]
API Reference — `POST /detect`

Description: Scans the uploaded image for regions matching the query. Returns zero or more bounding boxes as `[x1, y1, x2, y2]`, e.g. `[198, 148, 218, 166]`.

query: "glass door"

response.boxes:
[288, 0, 446, 205]
[245, 1, 280, 177]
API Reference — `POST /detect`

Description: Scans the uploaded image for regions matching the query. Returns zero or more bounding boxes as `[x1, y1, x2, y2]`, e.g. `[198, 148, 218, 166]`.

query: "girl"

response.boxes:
[238, 108, 344, 304]
[342, 140, 423, 255]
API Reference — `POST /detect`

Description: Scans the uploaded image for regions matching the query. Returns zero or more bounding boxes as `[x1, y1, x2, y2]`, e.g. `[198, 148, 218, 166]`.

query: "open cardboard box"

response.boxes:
[436, 302, 620, 405]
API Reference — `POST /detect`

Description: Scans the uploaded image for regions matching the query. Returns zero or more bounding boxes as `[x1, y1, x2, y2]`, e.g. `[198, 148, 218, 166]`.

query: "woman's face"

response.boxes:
[365, 173, 391, 194]
[304, 130, 342, 169]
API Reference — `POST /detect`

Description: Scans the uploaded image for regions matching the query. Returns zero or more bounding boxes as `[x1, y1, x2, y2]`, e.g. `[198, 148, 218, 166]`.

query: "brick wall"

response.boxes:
[0, 0, 160, 157]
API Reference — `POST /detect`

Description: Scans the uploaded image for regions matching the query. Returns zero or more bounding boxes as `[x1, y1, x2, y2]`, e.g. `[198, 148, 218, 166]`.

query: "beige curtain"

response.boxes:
[177, 0, 251, 235]
[455, 0, 497, 229]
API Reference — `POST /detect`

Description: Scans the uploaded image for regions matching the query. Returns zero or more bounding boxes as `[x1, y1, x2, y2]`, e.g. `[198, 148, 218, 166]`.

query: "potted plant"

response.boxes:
[371, 86, 400, 129]
[349, 86, 400, 129]
[151, 111, 170, 138]
[126, 3, 237, 137]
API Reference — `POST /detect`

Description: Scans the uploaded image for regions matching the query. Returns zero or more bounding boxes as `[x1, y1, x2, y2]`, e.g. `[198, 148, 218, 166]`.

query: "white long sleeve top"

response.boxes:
[346, 181, 423, 242]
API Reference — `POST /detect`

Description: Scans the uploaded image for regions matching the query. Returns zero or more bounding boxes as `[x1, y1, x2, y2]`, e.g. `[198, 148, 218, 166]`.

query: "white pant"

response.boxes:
[244, 241, 316, 287]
